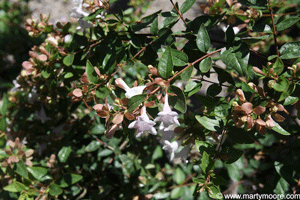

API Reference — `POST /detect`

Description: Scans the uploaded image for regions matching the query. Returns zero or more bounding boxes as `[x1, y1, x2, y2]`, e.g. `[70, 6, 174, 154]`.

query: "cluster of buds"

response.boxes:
[1, 138, 34, 168]
[232, 85, 287, 135]
[25, 14, 53, 37]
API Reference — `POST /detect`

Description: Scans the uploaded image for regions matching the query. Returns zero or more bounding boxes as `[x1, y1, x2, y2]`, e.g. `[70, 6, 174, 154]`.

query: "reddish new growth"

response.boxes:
[232, 85, 287, 135]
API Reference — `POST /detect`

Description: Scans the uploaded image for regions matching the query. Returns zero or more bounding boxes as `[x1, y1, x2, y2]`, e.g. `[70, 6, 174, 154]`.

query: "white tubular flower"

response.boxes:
[71, 6, 89, 19]
[128, 106, 157, 138]
[155, 94, 180, 129]
[162, 140, 179, 161]
[115, 78, 146, 99]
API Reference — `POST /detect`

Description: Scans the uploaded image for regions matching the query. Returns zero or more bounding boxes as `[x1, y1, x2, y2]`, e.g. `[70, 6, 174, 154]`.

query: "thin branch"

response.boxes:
[169, 0, 188, 28]
[268, 0, 279, 57]
[168, 48, 222, 82]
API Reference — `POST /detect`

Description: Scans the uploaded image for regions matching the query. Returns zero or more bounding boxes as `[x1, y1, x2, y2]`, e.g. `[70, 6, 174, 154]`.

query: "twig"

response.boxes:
[168, 48, 222, 82]
[268, 0, 279, 57]
[169, 0, 188, 27]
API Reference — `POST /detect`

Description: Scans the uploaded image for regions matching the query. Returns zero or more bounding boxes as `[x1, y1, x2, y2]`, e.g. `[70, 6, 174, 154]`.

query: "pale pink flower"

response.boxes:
[115, 78, 146, 98]
[155, 95, 180, 129]
[128, 107, 157, 138]
[162, 140, 179, 161]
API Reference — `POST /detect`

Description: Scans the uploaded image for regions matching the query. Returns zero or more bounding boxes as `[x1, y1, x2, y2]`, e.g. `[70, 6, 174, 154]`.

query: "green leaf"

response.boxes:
[158, 48, 173, 79]
[127, 94, 147, 113]
[238, 0, 267, 9]
[158, 47, 188, 79]
[85, 141, 101, 152]
[91, 124, 106, 134]
[276, 16, 300, 32]
[208, 184, 222, 199]
[283, 96, 298, 106]
[152, 146, 163, 160]
[132, 10, 161, 32]
[180, 65, 193, 81]
[273, 77, 289, 92]
[274, 177, 289, 197]
[27, 167, 48, 180]
[225, 157, 244, 181]
[196, 24, 210, 53]
[200, 151, 211, 173]
[273, 58, 284, 75]
[184, 81, 202, 97]
[173, 168, 185, 184]
[150, 17, 158, 35]
[199, 57, 212, 73]
[86, 60, 98, 83]
[220, 43, 250, 76]
[49, 183, 63, 196]
[180, 0, 196, 14]
[195, 140, 215, 156]
[168, 85, 187, 113]
[195, 116, 221, 132]
[3, 181, 27, 193]
[275, 161, 295, 184]
[279, 41, 300, 59]
[272, 121, 290, 135]
[63, 52, 74, 67]
[98, 149, 113, 157]
[57, 174, 83, 188]
[41, 70, 51, 79]
[171, 187, 182, 199]
[64, 72, 74, 79]
[219, 147, 243, 164]
[15, 161, 28, 179]
[241, 35, 269, 44]
[0, 93, 8, 116]
[58, 146, 72, 163]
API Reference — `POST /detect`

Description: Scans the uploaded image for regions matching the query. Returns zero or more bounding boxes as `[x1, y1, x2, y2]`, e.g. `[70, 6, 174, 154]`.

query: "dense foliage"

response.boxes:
[1, 0, 300, 199]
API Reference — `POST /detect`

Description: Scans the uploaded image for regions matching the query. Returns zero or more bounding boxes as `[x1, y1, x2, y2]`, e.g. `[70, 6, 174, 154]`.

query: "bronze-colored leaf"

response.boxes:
[255, 118, 266, 126]
[112, 113, 124, 125]
[145, 101, 155, 107]
[93, 104, 104, 112]
[266, 114, 274, 129]
[253, 106, 266, 115]
[81, 73, 90, 84]
[272, 113, 285, 122]
[94, 67, 101, 77]
[241, 102, 253, 115]
[124, 112, 134, 120]
[73, 88, 83, 97]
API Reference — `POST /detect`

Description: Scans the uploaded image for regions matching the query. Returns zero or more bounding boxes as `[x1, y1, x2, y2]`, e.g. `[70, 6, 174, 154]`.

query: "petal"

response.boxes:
[128, 121, 137, 129]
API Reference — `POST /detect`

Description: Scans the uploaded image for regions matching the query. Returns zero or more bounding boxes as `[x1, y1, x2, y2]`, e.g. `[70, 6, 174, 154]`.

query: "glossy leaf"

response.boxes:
[150, 17, 158, 35]
[272, 121, 290, 135]
[207, 83, 222, 97]
[180, 0, 196, 14]
[273, 58, 284, 75]
[27, 166, 48, 180]
[279, 42, 300, 59]
[208, 184, 222, 199]
[173, 168, 185, 184]
[196, 24, 210, 53]
[168, 85, 187, 113]
[15, 161, 28, 179]
[200, 151, 210, 173]
[3, 181, 27, 193]
[0, 93, 8, 116]
[274, 177, 289, 197]
[127, 94, 147, 113]
[57, 174, 83, 188]
[276, 16, 300, 32]
[158, 47, 188, 79]
[58, 146, 72, 163]
[220, 43, 250, 77]
[199, 57, 212, 73]
[180, 65, 193, 81]
[273, 77, 289, 92]
[49, 183, 63, 196]
[171, 187, 182, 199]
[63, 52, 74, 67]
[86, 60, 98, 83]
[195, 116, 221, 131]
[85, 141, 101, 152]
[184, 81, 202, 97]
